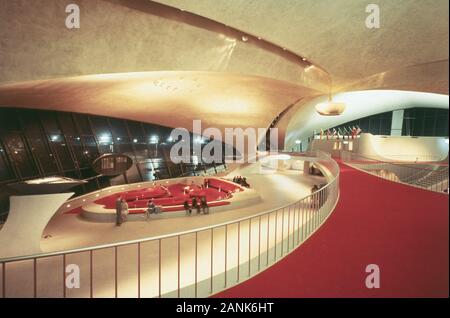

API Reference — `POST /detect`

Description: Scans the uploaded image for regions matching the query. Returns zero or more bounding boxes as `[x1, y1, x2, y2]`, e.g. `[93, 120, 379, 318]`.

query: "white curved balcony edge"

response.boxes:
[0, 151, 340, 298]
[0, 193, 74, 259]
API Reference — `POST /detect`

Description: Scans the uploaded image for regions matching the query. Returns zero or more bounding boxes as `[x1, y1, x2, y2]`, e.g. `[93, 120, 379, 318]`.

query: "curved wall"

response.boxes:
[308, 133, 449, 162]
[356, 134, 449, 162]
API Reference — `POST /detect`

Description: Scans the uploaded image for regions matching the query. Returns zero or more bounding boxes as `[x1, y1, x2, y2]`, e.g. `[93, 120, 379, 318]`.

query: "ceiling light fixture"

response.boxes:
[315, 100, 346, 116]
[315, 81, 346, 116]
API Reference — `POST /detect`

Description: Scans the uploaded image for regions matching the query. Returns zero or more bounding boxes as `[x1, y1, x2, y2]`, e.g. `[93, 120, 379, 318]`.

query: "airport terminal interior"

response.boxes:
[0, 0, 448, 298]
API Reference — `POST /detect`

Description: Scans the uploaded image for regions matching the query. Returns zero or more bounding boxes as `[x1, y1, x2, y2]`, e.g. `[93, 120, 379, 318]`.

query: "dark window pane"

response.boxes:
[0, 144, 13, 181]
[58, 113, 77, 135]
[90, 116, 111, 137]
[0, 109, 20, 132]
[73, 114, 92, 135]
[29, 136, 59, 174]
[109, 119, 128, 137]
[82, 136, 100, 159]
[424, 108, 435, 117]
[39, 112, 61, 135]
[49, 137, 74, 171]
[20, 109, 42, 133]
[19, 111, 59, 174]
[127, 121, 144, 137]
[3, 133, 38, 178]
[424, 117, 436, 134]
[91, 117, 112, 153]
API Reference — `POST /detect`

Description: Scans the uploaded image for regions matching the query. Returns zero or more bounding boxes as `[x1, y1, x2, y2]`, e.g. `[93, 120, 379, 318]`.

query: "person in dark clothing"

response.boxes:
[200, 196, 209, 214]
[184, 200, 192, 215]
[192, 196, 201, 214]
[146, 199, 156, 221]
[115, 197, 123, 226]
[121, 200, 129, 223]
[241, 177, 250, 188]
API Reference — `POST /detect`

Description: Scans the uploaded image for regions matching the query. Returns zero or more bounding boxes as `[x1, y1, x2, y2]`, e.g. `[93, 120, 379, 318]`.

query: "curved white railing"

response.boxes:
[0, 151, 339, 298]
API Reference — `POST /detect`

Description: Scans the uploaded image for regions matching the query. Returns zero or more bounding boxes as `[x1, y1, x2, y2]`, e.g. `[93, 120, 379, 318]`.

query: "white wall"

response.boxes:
[357, 134, 449, 161]
[0, 193, 74, 259]
[308, 133, 449, 162]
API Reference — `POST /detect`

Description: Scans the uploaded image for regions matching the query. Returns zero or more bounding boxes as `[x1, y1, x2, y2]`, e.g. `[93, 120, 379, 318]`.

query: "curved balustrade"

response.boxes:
[0, 151, 339, 298]
[341, 151, 449, 194]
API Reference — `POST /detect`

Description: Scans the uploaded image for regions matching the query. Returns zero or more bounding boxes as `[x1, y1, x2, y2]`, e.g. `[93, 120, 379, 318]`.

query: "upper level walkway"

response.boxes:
[215, 161, 449, 297]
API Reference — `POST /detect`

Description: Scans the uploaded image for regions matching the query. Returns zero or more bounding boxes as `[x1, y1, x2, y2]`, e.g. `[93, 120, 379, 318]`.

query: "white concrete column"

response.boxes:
[391, 109, 404, 136]
[0, 193, 74, 259]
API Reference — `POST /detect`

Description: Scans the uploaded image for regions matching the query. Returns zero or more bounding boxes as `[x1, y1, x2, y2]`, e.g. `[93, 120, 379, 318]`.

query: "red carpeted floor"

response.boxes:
[214, 162, 449, 298]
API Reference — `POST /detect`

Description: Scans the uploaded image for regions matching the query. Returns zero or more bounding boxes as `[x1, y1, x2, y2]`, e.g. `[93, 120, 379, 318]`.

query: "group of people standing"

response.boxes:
[115, 198, 129, 226]
[183, 196, 209, 215]
[115, 193, 210, 226]
[232, 176, 250, 188]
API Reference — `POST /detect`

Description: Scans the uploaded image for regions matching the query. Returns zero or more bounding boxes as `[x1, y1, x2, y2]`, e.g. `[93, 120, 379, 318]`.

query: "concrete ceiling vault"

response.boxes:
[0, 0, 448, 140]
[156, 0, 449, 94]
[0, 0, 327, 136]
[0, 72, 316, 140]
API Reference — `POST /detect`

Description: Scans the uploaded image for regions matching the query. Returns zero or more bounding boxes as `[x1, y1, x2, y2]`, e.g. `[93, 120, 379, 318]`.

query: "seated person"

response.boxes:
[200, 196, 209, 214]
[155, 205, 163, 214]
[184, 200, 192, 215]
[192, 196, 201, 214]
[121, 199, 129, 222]
[146, 199, 156, 221]
[241, 177, 250, 188]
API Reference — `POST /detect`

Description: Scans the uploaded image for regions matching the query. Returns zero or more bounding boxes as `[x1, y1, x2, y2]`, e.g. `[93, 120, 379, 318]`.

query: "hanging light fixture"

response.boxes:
[315, 80, 346, 116]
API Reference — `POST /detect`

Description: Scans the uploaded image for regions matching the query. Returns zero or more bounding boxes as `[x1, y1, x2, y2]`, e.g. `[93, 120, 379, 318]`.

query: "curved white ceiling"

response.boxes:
[0, 0, 328, 91]
[0, 71, 315, 140]
[156, 0, 449, 94]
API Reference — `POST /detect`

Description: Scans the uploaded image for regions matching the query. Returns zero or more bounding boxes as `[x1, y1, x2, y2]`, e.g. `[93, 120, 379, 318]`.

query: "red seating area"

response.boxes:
[120, 186, 167, 201]
[207, 178, 243, 194]
[65, 178, 240, 215]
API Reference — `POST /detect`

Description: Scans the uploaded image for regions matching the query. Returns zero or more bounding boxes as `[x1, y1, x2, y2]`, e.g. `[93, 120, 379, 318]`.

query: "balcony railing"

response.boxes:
[0, 151, 339, 298]
[341, 151, 449, 194]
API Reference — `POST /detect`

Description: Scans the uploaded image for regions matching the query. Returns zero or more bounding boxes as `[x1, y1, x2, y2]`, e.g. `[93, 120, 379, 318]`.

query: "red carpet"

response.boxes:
[215, 162, 449, 298]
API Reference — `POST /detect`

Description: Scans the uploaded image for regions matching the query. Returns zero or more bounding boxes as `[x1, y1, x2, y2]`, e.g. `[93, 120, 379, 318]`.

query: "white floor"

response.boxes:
[41, 165, 325, 253]
[2, 164, 330, 298]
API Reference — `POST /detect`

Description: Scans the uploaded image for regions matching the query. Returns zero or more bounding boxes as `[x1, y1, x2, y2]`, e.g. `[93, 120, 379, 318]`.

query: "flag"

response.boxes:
[337, 128, 343, 140]
[342, 127, 349, 139]
[332, 128, 337, 138]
